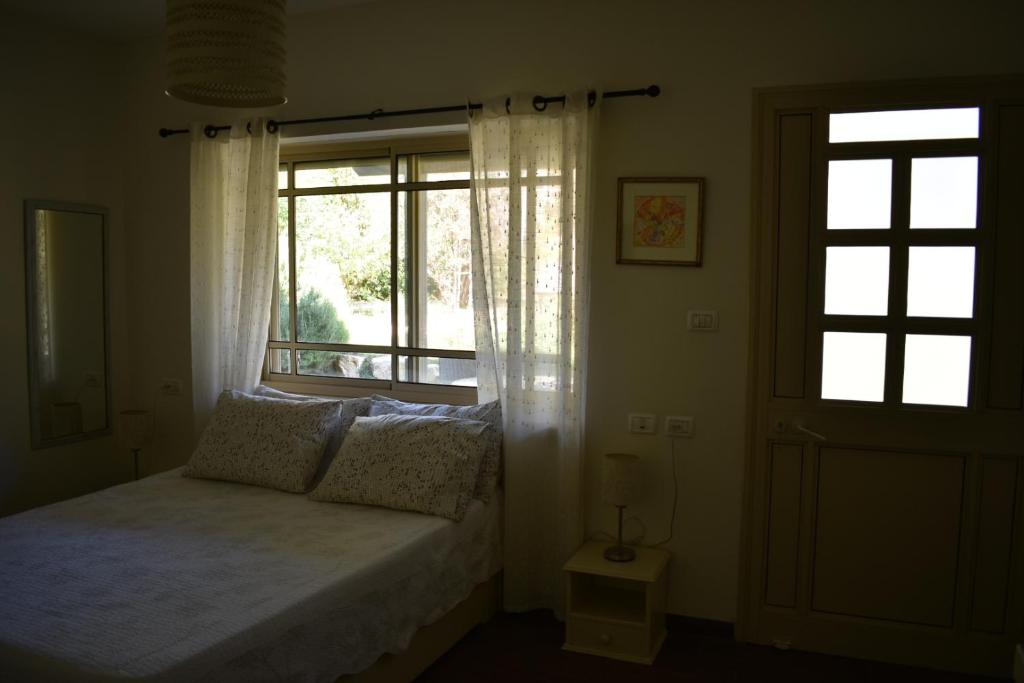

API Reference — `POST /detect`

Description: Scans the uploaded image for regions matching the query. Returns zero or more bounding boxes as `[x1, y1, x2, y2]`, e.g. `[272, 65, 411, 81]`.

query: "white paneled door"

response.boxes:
[741, 79, 1024, 678]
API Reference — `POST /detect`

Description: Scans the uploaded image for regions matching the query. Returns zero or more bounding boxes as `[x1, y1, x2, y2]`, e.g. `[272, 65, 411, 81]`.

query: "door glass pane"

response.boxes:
[910, 157, 978, 229]
[829, 108, 979, 143]
[295, 157, 390, 188]
[906, 247, 975, 318]
[902, 335, 971, 407]
[271, 197, 291, 341]
[269, 348, 291, 374]
[296, 350, 392, 380]
[821, 332, 887, 402]
[295, 193, 391, 346]
[398, 356, 477, 386]
[825, 246, 890, 315]
[827, 159, 892, 230]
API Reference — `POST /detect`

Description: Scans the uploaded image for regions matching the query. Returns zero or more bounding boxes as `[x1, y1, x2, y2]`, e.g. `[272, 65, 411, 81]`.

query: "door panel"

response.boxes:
[744, 79, 1024, 678]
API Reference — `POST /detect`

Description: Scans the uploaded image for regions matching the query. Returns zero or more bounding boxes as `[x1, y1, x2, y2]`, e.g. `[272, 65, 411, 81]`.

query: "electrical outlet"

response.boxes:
[665, 415, 694, 437]
[687, 310, 719, 331]
[83, 373, 100, 388]
[627, 413, 657, 435]
[160, 378, 183, 396]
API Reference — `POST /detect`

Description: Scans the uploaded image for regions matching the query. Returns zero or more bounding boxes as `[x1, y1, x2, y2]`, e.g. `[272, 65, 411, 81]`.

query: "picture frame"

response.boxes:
[616, 177, 705, 266]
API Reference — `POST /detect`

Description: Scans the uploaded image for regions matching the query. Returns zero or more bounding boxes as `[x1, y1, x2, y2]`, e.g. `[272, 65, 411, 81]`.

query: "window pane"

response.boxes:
[910, 157, 978, 229]
[271, 197, 291, 340]
[295, 193, 391, 346]
[821, 332, 887, 402]
[902, 335, 971, 407]
[408, 152, 470, 182]
[269, 348, 291, 374]
[398, 356, 477, 386]
[278, 164, 288, 190]
[907, 247, 975, 318]
[825, 246, 889, 315]
[294, 157, 390, 188]
[397, 191, 410, 347]
[829, 108, 979, 143]
[413, 188, 474, 351]
[296, 350, 391, 380]
[827, 159, 892, 230]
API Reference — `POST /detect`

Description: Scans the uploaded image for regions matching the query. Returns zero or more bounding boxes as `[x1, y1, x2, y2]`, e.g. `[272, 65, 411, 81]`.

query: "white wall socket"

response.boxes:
[160, 378, 183, 396]
[665, 415, 694, 437]
[628, 413, 657, 434]
[687, 310, 719, 331]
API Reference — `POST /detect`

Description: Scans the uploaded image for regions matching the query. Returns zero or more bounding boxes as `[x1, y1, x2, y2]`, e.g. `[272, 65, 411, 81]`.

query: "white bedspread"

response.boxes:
[0, 470, 501, 682]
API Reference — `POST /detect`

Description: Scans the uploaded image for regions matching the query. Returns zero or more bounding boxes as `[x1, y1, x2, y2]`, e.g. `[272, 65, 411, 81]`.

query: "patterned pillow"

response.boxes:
[368, 395, 503, 502]
[309, 414, 490, 521]
[183, 390, 343, 493]
[251, 386, 372, 482]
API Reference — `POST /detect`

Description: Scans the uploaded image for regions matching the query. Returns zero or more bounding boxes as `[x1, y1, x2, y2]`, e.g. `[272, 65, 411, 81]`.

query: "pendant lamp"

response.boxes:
[166, 0, 287, 108]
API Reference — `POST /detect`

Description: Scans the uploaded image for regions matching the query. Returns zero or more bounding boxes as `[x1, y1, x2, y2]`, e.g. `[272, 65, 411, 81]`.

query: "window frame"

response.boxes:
[264, 134, 478, 402]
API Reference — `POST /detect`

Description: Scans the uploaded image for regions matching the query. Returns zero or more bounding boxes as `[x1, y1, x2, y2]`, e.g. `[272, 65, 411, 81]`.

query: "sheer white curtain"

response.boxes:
[469, 93, 599, 613]
[190, 120, 279, 434]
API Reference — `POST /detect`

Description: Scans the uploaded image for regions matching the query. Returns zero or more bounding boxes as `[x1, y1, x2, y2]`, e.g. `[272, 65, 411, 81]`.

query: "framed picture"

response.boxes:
[616, 177, 705, 266]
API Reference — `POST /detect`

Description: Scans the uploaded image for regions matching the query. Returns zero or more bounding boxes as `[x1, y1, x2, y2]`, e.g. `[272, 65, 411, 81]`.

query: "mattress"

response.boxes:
[0, 469, 502, 682]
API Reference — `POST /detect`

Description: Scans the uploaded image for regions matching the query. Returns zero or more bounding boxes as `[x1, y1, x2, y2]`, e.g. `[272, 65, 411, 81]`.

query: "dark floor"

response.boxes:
[416, 612, 1005, 682]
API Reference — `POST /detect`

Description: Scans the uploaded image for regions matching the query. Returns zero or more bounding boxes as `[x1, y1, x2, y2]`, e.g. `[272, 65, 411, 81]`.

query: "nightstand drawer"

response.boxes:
[565, 615, 651, 660]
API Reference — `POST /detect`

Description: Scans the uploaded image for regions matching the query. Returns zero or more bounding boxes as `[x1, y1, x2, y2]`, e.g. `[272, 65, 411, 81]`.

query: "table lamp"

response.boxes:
[118, 409, 152, 480]
[602, 452, 640, 562]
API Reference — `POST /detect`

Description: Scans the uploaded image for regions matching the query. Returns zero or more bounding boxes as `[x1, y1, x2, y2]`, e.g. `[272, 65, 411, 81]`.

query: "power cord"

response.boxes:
[648, 437, 679, 547]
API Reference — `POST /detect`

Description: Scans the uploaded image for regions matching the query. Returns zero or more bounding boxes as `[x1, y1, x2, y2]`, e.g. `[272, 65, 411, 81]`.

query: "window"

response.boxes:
[267, 137, 476, 390]
[819, 107, 980, 407]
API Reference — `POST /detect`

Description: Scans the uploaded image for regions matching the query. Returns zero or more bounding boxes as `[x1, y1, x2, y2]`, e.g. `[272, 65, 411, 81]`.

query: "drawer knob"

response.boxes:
[599, 633, 612, 644]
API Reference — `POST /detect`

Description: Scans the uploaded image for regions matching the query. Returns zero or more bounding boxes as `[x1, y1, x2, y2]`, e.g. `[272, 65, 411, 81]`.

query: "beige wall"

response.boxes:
[0, 16, 132, 515]
[32, 0, 1024, 621]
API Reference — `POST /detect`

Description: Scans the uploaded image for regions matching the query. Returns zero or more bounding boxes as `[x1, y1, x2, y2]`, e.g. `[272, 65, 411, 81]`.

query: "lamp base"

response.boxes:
[603, 544, 636, 562]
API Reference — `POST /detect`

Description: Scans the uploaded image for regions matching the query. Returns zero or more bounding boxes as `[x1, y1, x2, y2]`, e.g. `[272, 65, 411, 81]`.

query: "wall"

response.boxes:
[0, 15, 131, 515]
[120, 0, 1024, 621]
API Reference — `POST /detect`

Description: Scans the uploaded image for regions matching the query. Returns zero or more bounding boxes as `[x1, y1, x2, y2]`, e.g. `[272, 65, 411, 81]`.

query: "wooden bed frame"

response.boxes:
[340, 573, 501, 683]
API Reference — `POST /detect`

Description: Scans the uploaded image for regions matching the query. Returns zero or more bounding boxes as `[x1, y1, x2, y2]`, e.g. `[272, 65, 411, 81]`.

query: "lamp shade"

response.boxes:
[118, 410, 152, 450]
[166, 0, 287, 107]
[602, 452, 640, 506]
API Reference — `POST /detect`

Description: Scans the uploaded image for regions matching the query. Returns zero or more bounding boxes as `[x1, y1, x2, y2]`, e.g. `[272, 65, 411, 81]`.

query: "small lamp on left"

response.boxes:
[118, 410, 152, 480]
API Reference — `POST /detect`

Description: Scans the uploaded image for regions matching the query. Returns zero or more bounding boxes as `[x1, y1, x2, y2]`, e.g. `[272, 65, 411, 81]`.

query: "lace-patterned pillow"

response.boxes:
[183, 390, 343, 493]
[309, 414, 490, 521]
[368, 396, 502, 502]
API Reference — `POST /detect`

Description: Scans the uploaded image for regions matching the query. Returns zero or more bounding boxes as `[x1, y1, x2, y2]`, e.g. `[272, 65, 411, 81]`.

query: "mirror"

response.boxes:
[25, 200, 111, 448]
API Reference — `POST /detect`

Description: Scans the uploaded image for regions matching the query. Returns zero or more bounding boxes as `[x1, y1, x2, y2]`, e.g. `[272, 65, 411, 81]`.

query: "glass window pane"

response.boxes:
[821, 332, 887, 402]
[295, 193, 391, 346]
[910, 157, 978, 229]
[271, 197, 291, 341]
[397, 191, 410, 347]
[269, 348, 291, 374]
[907, 247, 975, 318]
[278, 164, 288, 190]
[827, 159, 892, 230]
[296, 350, 391, 380]
[902, 335, 971, 407]
[412, 152, 470, 182]
[410, 188, 474, 351]
[829, 108, 979, 143]
[398, 356, 477, 386]
[294, 157, 390, 188]
[825, 246, 889, 315]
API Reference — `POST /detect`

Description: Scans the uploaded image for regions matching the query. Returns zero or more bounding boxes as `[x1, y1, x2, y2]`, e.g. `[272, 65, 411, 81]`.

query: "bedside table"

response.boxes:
[562, 541, 670, 665]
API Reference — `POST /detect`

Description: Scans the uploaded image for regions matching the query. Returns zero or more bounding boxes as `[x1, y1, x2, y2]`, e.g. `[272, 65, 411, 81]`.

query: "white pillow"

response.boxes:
[368, 395, 502, 502]
[183, 390, 343, 493]
[309, 414, 489, 521]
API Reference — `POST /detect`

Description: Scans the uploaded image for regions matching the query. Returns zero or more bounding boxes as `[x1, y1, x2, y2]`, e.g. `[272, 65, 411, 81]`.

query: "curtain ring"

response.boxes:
[245, 121, 253, 135]
[368, 108, 384, 120]
[203, 125, 218, 139]
[266, 120, 279, 134]
[505, 97, 511, 114]
[587, 91, 597, 107]
[532, 95, 548, 112]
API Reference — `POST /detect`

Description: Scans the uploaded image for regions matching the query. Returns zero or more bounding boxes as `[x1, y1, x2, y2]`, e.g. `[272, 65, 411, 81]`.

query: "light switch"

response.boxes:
[665, 416, 694, 437]
[628, 413, 657, 434]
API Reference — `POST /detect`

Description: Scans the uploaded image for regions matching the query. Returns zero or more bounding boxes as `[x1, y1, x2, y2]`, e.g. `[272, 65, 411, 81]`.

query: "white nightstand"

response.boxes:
[562, 541, 670, 665]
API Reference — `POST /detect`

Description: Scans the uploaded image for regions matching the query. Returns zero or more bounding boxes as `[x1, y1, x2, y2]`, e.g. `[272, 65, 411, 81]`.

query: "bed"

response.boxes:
[0, 468, 502, 682]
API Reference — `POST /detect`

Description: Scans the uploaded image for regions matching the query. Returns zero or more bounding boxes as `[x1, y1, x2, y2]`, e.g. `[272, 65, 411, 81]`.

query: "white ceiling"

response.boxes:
[0, 0, 378, 41]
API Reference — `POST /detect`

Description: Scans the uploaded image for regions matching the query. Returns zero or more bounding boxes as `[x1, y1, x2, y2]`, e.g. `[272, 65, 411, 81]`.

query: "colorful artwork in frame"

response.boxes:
[617, 177, 704, 266]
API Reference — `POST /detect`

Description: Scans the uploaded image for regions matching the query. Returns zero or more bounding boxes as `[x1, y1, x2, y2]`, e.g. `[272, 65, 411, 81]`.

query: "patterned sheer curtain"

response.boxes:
[469, 93, 599, 613]
[190, 120, 279, 435]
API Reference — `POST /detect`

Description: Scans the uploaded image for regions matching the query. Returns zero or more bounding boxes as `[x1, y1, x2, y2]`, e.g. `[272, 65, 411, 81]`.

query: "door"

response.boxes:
[742, 78, 1024, 677]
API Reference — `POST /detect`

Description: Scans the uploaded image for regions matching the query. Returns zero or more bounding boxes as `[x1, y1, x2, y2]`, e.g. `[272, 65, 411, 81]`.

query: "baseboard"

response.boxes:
[665, 614, 735, 639]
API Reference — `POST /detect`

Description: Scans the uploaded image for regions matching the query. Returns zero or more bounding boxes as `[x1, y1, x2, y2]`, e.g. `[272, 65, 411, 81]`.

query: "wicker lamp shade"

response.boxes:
[166, 0, 287, 108]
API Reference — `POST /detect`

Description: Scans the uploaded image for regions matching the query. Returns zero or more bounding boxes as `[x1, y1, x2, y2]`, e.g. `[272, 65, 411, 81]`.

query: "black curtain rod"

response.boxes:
[158, 85, 660, 138]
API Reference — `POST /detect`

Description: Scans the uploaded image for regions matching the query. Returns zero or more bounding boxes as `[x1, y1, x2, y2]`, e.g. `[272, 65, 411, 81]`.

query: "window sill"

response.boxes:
[262, 376, 480, 406]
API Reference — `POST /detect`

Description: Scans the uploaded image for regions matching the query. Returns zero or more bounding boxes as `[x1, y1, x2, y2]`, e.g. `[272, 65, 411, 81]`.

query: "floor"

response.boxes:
[416, 612, 1006, 682]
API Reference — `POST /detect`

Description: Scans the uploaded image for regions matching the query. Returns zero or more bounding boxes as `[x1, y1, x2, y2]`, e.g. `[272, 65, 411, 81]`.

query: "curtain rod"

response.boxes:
[157, 85, 660, 139]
